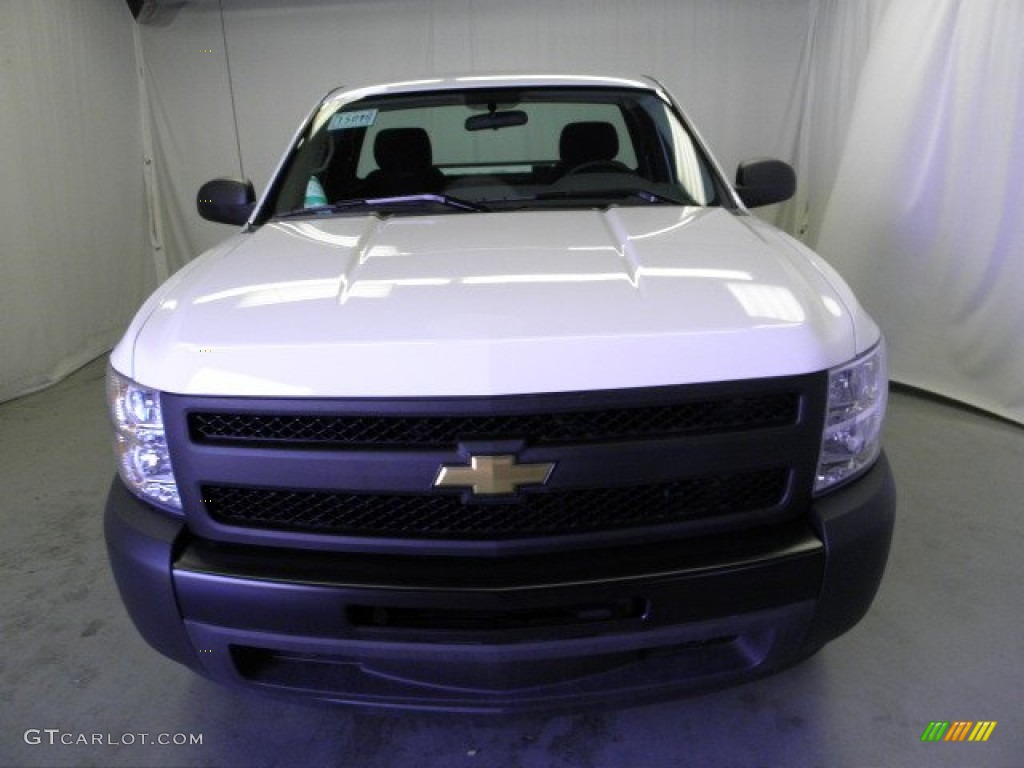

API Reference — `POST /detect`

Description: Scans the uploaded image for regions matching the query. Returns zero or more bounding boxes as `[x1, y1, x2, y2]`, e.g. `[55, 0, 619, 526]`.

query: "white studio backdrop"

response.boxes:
[2, 0, 1022, 425]
[816, 0, 1024, 423]
[0, 1, 153, 402]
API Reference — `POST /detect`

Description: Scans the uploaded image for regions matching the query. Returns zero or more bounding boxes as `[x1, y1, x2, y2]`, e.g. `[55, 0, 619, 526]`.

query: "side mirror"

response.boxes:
[197, 177, 256, 225]
[734, 159, 796, 208]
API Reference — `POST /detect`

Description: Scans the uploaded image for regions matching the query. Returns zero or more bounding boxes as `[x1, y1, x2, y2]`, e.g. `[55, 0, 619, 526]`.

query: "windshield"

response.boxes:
[268, 85, 725, 218]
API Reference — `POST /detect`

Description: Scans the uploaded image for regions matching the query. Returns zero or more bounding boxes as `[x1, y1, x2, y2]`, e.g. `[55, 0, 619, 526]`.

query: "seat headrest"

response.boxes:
[373, 128, 434, 172]
[559, 121, 620, 166]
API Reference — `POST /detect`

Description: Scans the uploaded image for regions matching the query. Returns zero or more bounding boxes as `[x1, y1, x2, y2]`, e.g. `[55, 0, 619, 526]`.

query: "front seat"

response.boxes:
[363, 127, 444, 197]
[556, 121, 622, 175]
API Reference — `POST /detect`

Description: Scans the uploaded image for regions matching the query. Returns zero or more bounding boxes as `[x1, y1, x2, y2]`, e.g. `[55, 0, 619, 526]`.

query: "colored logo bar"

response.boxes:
[921, 721, 997, 742]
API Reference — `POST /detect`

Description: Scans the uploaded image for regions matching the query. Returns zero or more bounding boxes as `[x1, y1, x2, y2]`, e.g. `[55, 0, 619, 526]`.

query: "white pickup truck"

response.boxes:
[105, 74, 894, 712]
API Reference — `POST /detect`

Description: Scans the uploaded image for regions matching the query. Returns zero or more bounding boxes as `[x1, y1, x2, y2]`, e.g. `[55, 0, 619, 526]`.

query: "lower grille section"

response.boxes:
[228, 633, 748, 695]
[201, 469, 789, 539]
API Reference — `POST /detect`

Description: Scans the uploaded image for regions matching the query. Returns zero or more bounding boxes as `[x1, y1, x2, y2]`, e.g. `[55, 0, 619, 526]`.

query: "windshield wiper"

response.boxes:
[623, 189, 693, 205]
[276, 193, 487, 219]
[532, 188, 693, 206]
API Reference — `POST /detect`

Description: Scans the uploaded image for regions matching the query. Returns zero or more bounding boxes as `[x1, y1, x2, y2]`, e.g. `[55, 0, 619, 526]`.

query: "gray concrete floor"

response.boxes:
[1, 356, 1021, 768]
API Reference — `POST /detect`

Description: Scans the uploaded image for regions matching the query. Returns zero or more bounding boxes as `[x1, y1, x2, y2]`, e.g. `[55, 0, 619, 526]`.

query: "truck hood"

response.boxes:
[118, 207, 874, 396]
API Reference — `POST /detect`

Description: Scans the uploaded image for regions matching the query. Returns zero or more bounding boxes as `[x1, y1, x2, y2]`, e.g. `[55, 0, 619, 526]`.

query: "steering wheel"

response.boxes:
[563, 159, 632, 176]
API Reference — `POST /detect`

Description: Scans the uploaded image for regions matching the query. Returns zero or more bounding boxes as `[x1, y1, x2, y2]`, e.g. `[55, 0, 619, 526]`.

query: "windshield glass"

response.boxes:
[268, 86, 724, 218]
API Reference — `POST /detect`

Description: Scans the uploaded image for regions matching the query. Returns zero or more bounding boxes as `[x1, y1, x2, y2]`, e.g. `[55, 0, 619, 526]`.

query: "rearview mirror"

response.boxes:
[465, 110, 529, 132]
[734, 159, 796, 208]
[197, 177, 256, 225]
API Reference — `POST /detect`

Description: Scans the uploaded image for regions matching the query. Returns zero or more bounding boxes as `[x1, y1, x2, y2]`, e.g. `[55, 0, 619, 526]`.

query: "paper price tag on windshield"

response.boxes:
[328, 109, 378, 131]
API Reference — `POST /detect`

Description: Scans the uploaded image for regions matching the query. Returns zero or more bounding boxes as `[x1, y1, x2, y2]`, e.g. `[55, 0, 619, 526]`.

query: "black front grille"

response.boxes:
[189, 392, 798, 449]
[201, 469, 789, 539]
[165, 376, 825, 551]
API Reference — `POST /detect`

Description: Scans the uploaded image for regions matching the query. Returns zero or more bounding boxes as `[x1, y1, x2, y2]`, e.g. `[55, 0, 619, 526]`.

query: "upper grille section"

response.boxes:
[188, 392, 799, 448]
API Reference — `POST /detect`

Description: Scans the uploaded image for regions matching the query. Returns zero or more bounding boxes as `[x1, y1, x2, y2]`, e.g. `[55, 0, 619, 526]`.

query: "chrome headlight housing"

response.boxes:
[106, 365, 182, 512]
[815, 341, 888, 494]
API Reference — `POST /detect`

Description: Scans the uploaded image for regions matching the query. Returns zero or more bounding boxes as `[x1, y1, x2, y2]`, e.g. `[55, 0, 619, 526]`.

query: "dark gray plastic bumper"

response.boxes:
[105, 453, 894, 712]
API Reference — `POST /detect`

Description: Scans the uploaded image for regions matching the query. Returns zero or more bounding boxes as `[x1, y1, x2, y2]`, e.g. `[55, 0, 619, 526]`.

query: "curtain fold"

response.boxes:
[773, 0, 888, 240]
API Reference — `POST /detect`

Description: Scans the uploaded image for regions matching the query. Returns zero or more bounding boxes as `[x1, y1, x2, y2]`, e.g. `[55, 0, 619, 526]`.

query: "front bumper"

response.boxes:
[105, 454, 894, 713]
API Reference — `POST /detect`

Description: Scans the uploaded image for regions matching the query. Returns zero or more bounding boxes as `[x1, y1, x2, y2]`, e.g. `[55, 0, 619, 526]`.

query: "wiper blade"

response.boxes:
[276, 193, 486, 219]
[624, 189, 692, 205]
[534, 188, 691, 206]
[368, 193, 488, 212]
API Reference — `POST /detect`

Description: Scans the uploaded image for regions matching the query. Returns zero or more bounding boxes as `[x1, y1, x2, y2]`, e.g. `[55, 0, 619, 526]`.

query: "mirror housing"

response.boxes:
[197, 177, 256, 225]
[734, 159, 796, 208]
[465, 110, 529, 131]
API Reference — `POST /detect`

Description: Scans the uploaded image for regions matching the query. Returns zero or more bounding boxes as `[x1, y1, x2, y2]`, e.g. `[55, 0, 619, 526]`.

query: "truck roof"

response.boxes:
[322, 73, 662, 105]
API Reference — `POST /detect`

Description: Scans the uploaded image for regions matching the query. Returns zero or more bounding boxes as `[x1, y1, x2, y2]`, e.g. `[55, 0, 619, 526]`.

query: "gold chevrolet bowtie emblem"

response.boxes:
[433, 454, 555, 496]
